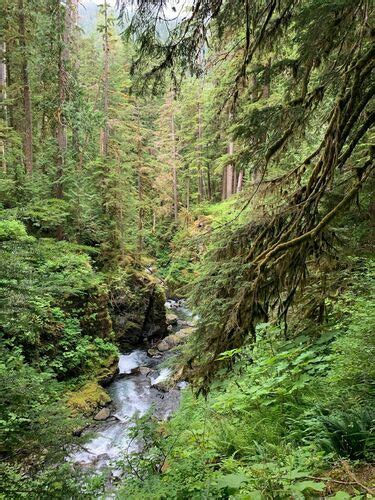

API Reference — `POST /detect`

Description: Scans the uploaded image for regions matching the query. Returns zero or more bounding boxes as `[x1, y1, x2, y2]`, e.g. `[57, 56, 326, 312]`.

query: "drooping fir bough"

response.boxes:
[122, 0, 374, 385]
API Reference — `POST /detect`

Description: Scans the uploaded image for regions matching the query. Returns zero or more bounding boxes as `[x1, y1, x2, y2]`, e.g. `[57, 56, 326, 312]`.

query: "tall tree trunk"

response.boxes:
[170, 94, 178, 222]
[222, 166, 227, 200]
[236, 170, 244, 192]
[226, 139, 234, 197]
[197, 98, 205, 202]
[55, 0, 72, 239]
[136, 104, 143, 253]
[0, 41, 7, 172]
[101, 0, 109, 159]
[206, 161, 212, 200]
[18, 0, 33, 175]
[186, 174, 190, 212]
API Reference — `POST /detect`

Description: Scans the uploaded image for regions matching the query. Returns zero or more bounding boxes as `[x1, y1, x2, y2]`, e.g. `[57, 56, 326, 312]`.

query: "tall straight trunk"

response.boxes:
[0, 41, 7, 172]
[226, 139, 234, 197]
[101, 0, 109, 159]
[222, 166, 227, 200]
[197, 98, 205, 202]
[170, 95, 178, 222]
[206, 161, 212, 200]
[55, 0, 72, 239]
[18, 0, 33, 175]
[56, 0, 72, 200]
[136, 104, 143, 252]
[236, 170, 244, 192]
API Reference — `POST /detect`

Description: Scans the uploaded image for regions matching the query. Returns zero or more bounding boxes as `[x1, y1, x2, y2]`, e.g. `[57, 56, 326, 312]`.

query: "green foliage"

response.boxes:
[0, 226, 116, 377]
[0, 220, 30, 241]
[117, 280, 375, 497]
[20, 198, 71, 234]
[0, 348, 80, 461]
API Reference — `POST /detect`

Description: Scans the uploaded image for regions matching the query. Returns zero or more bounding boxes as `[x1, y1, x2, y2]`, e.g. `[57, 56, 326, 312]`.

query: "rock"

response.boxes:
[167, 325, 173, 332]
[129, 366, 140, 375]
[152, 380, 169, 392]
[156, 327, 195, 352]
[109, 269, 167, 345]
[156, 339, 171, 352]
[97, 355, 120, 386]
[177, 319, 188, 327]
[166, 313, 178, 326]
[175, 327, 195, 339]
[93, 407, 111, 421]
[67, 381, 112, 416]
[148, 348, 160, 357]
[139, 366, 153, 376]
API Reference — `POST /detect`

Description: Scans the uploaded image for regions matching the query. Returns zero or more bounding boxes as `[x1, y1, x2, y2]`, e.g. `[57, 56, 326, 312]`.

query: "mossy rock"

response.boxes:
[97, 355, 119, 386]
[109, 267, 167, 345]
[67, 381, 111, 416]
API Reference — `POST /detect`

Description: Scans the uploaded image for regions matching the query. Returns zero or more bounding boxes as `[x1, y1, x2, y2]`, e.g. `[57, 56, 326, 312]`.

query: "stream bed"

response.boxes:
[71, 300, 191, 471]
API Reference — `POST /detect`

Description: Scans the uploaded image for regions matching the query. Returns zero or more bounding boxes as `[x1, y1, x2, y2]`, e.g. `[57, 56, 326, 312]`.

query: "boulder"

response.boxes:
[93, 407, 111, 421]
[67, 381, 111, 417]
[152, 380, 169, 392]
[156, 328, 194, 352]
[129, 366, 140, 375]
[97, 355, 119, 386]
[148, 348, 160, 357]
[109, 268, 167, 345]
[139, 366, 153, 376]
[166, 313, 178, 326]
[175, 327, 195, 339]
[156, 339, 172, 352]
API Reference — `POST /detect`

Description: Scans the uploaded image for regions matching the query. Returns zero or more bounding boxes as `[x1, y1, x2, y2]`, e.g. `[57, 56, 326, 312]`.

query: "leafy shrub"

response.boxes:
[20, 198, 71, 235]
[0, 220, 30, 241]
[0, 348, 80, 460]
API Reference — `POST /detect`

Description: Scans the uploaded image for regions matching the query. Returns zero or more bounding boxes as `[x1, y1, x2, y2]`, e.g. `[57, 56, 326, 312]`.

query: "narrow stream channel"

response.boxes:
[71, 300, 191, 471]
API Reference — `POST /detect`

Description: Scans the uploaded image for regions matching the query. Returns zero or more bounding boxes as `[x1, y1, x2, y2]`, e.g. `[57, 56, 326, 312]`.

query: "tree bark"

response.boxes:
[136, 104, 143, 252]
[0, 41, 7, 172]
[236, 170, 244, 192]
[101, 0, 109, 159]
[18, 0, 33, 175]
[170, 95, 178, 222]
[226, 139, 234, 197]
[222, 166, 227, 200]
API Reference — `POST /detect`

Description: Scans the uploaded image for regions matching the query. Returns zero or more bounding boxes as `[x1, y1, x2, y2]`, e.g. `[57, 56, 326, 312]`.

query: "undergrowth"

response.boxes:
[117, 262, 374, 499]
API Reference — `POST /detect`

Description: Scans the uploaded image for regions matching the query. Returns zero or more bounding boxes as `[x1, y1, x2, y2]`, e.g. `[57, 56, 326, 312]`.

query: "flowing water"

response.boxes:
[71, 301, 191, 471]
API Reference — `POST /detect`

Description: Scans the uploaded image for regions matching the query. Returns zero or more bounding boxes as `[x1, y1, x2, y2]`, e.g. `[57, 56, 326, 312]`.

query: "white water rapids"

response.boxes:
[70, 301, 191, 471]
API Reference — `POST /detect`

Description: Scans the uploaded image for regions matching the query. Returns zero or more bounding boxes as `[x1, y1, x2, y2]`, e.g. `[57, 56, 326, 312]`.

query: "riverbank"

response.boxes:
[69, 300, 194, 472]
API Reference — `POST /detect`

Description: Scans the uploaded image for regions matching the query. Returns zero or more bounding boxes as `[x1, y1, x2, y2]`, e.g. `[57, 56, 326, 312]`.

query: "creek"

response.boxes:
[70, 300, 192, 472]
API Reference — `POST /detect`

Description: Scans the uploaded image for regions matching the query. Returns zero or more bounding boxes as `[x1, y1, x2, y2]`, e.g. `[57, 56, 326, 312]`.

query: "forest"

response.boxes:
[0, 0, 374, 498]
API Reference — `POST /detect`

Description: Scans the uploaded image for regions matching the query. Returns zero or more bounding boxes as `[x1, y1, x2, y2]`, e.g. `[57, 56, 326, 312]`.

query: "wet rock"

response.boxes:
[129, 366, 140, 375]
[139, 366, 153, 376]
[109, 270, 167, 344]
[148, 347, 160, 357]
[152, 380, 169, 392]
[93, 407, 111, 421]
[97, 355, 120, 386]
[67, 381, 112, 416]
[156, 339, 172, 352]
[156, 327, 195, 352]
[166, 313, 178, 326]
